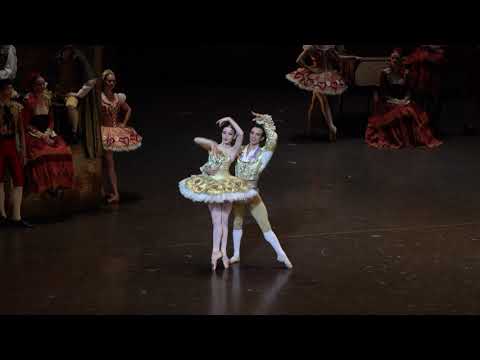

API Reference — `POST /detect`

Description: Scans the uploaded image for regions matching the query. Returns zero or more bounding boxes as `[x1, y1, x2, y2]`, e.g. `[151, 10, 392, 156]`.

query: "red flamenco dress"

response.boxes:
[22, 91, 74, 193]
[404, 45, 446, 99]
[365, 67, 442, 149]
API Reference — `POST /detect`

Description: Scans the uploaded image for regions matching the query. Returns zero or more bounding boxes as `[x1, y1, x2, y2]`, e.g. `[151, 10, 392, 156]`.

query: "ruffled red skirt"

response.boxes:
[25, 134, 74, 193]
[365, 101, 442, 149]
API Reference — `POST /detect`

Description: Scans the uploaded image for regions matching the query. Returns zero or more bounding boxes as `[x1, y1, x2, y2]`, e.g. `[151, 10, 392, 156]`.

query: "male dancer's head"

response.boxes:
[248, 124, 266, 147]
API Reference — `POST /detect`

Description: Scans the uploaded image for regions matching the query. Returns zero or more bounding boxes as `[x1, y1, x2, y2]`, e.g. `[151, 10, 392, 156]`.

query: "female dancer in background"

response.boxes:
[100, 69, 142, 203]
[287, 45, 349, 141]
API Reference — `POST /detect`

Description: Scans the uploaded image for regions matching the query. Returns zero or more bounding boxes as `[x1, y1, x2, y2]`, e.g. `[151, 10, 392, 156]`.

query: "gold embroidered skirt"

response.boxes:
[179, 174, 258, 203]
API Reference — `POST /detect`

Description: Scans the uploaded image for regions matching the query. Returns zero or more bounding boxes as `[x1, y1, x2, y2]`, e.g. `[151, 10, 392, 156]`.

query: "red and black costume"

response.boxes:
[365, 66, 442, 149]
[22, 92, 74, 194]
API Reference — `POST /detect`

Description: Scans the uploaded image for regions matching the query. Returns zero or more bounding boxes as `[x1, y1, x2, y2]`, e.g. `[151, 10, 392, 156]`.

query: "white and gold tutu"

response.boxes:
[179, 150, 258, 203]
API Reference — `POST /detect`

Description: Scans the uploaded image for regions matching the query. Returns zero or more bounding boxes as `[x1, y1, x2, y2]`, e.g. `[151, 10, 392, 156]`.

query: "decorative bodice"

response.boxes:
[101, 92, 126, 127]
[200, 150, 233, 178]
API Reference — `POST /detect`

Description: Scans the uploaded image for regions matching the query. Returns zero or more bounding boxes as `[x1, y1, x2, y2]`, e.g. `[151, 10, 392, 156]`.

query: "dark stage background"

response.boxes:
[11, 43, 480, 138]
[105, 43, 476, 91]
[99, 43, 480, 137]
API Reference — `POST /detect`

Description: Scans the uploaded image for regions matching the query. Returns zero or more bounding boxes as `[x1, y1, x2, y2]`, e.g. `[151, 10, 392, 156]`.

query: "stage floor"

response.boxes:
[1, 87, 479, 315]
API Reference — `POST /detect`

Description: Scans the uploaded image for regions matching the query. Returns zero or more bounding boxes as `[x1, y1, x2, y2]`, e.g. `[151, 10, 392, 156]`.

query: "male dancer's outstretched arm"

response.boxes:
[252, 111, 277, 174]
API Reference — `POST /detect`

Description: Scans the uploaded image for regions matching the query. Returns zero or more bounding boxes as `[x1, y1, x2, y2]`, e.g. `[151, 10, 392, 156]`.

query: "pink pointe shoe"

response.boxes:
[211, 251, 222, 271]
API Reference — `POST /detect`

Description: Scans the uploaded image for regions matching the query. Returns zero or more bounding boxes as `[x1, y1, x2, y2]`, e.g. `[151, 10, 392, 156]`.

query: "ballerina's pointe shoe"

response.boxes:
[329, 127, 337, 142]
[107, 194, 120, 204]
[229, 255, 240, 264]
[211, 251, 222, 271]
[278, 254, 293, 269]
[222, 255, 230, 269]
